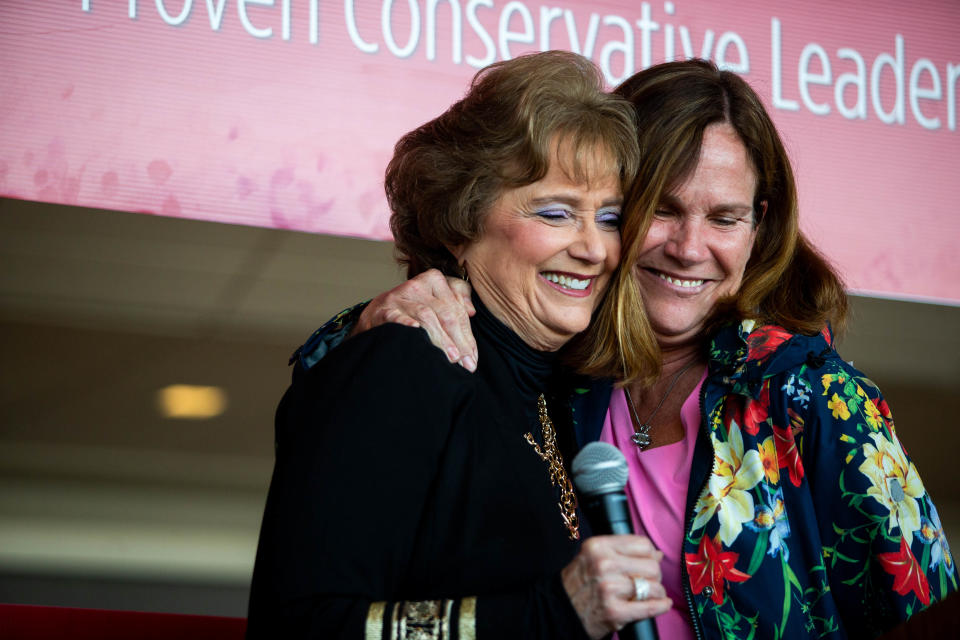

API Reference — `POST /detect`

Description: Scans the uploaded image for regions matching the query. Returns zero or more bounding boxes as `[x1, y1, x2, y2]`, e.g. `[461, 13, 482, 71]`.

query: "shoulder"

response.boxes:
[753, 325, 899, 481]
[283, 323, 474, 426]
[715, 320, 843, 385]
[739, 322, 888, 431]
[273, 323, 478, 464]
[705, 320, 833, 404]
[304, 322, 471, 388]
[290, 301, 369, 370]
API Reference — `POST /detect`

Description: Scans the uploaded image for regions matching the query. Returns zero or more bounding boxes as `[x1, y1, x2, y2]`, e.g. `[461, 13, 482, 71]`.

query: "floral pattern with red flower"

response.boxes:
[746, 324, 794, 361]
[685, 533, 751, 605]
[878, 537, 931, 605]
[743, 379, 770, 436]
[773, 417, 804, 487]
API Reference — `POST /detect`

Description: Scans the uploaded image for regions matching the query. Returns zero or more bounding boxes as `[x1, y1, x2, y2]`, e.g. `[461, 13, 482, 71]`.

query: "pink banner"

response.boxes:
[1, 1, 957, 303]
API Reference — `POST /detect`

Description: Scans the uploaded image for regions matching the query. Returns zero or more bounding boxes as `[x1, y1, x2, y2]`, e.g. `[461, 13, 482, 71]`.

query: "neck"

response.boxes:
[623, 336, 704, 450]
[657, 342, 704, 382]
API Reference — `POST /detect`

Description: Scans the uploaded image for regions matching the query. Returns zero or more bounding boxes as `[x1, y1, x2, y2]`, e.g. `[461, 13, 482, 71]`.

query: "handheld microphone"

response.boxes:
[572, 441, 659, 640]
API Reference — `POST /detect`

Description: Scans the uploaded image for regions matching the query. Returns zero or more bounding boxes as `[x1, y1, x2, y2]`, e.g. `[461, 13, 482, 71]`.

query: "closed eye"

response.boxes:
[712, 216, 739, 227]
[536, 208, 572, 222]
[710, 211, 752, 228]
[596, 208, 622, 230]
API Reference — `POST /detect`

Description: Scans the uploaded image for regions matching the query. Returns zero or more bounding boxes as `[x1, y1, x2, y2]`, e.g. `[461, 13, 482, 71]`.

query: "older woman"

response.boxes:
[316, 59, 958, 639]
[246, 51, 672, 639]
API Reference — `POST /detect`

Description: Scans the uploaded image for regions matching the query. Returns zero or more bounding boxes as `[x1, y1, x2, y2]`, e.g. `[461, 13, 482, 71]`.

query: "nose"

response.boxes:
[568, 219, 609, 265]
[664, 217, 709, 265]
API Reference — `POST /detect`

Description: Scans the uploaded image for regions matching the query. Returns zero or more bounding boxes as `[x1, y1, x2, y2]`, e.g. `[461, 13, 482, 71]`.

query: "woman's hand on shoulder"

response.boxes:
[354, 269, 479, 371]
[561, 535, 672, 639]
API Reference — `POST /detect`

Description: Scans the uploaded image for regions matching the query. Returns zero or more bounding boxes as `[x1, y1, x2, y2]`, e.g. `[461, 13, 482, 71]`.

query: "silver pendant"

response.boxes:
[631, 424, 652, 450]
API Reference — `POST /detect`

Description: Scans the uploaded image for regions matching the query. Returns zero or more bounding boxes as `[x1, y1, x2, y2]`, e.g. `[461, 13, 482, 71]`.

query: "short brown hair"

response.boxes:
[386, 50, 641, 279]
[579, 59, 848, 383]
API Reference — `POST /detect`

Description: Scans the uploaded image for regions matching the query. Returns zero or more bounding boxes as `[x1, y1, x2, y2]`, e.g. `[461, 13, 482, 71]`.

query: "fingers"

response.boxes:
[421, 273, 475, 370]
[615, 595, 673, 630]
[381, 307, 421, 329]
[446, 277, 476, 316]
[582, 534, 662, 562]
[579, 536, 663, 585]
[562, 535, 671, 639]
[416, 304, 465, 366]
[625, 575, 667, 602]
[605, 573, 671, 627]
[408, 271, 476, 370]
[355, 270, 478, 371]
[403, 271, 474, 370]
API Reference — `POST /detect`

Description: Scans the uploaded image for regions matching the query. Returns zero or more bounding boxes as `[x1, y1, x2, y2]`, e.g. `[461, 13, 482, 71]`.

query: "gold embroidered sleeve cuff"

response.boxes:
[365, 596, 477, 640]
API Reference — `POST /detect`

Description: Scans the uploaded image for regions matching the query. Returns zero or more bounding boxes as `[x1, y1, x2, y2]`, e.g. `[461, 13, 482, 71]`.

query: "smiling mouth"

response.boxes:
[541, 272, 592, 291]
[652, 270, 705, 288]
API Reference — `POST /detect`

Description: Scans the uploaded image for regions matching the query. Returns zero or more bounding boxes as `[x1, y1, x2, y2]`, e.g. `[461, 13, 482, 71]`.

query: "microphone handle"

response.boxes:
[583, 492, 660, 640]
[586, 492, 633, 536]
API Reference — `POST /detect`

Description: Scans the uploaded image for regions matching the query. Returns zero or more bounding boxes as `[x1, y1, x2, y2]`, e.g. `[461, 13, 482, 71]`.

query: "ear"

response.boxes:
[446, 242, 468, 263]
[755, 200, 768, 226]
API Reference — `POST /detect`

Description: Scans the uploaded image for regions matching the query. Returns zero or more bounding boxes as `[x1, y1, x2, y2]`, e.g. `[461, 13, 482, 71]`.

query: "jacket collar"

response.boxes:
[707, 319, 835, 398]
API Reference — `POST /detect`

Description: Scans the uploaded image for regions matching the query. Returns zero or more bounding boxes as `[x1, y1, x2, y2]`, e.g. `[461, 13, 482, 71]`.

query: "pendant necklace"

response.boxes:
[624, 359, 698, 450]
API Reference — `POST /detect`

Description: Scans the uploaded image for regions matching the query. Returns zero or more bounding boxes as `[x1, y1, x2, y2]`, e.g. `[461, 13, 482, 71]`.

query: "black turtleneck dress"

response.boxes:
[247, 298, 589, 639]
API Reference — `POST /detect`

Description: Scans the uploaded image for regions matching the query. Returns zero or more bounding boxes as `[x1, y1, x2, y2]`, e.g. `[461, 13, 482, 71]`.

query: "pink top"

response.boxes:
[599, 371, 706, 640]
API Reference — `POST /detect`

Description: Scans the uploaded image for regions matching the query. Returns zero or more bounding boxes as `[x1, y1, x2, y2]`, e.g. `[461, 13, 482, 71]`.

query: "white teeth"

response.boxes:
[658, 273, 704, 288]
[543, 272, 589, 291]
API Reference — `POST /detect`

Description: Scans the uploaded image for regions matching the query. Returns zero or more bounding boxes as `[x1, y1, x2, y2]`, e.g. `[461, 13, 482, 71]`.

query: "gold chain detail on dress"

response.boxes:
[524, 394, 580, 540]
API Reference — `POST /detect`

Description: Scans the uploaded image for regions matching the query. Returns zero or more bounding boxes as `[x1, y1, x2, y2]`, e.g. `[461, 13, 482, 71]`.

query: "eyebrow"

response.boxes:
[660, 194, 752, 214]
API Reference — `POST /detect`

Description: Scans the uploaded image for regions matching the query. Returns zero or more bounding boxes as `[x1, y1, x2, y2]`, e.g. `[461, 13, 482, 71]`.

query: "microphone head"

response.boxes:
[571, 441, 629, 498]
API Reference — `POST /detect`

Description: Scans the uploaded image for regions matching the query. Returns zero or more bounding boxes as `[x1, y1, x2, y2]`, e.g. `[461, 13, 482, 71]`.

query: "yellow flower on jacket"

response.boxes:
[827, 393, 850, 420]
[859, 431, 925, 545]
[758, 436, 779, 484]
[821, 372, 849, 395]
[821, 374, 834, 395]
[693, 420, 764, 546]
[863, 397, 883, 431]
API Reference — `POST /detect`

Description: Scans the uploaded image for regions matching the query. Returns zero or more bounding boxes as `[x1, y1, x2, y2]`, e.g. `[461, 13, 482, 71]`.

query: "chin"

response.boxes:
[648, 314, 703, 340]
[547, 318, 590, 341]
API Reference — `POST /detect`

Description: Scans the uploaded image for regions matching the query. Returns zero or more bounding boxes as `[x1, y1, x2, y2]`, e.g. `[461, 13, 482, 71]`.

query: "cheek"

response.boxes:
[474, 226, 535, 266]
[637, 221, 669, 256]
[506, 225, 552, 259]
[719, 234, 756, 288]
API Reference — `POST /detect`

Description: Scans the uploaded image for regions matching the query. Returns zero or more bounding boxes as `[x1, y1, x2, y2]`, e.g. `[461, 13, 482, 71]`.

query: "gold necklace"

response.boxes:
[524, 394, 580, 541]
[624, 360, 698, 450]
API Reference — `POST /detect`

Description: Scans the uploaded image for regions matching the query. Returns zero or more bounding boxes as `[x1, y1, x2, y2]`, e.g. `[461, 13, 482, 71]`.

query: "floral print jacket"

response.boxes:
[573, 319, 957, 640]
